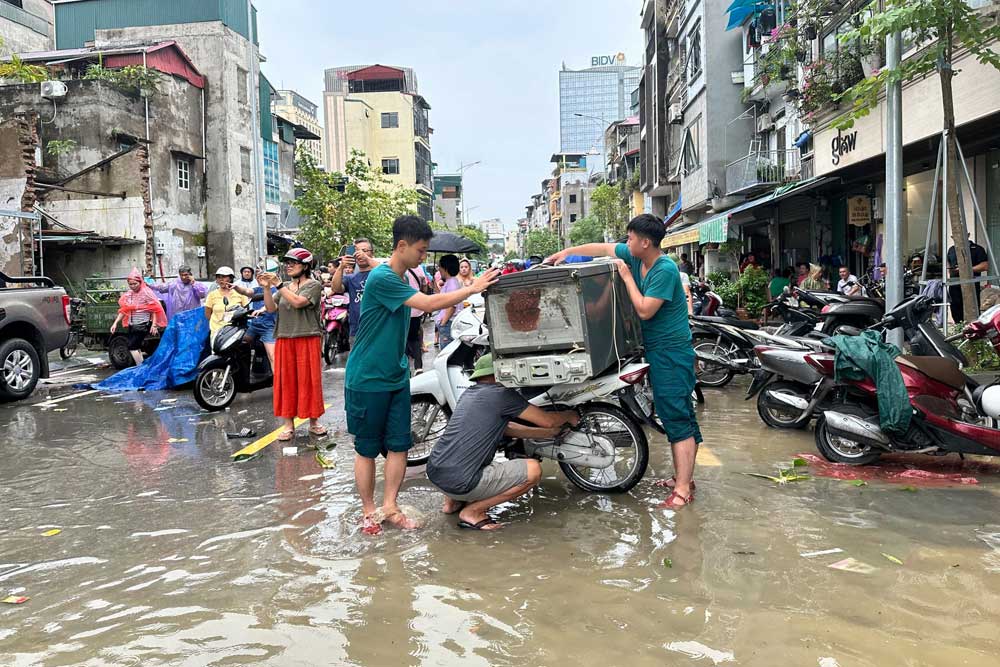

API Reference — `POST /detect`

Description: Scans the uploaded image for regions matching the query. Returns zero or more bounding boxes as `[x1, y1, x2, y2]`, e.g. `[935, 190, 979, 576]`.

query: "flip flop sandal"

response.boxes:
[277, 430, 295, 442]
[658, 491, 693, 509]
[361, 515, 383, 536]
[654, 477, 697, 496]
[458, 518, 501, 531]
[226, 427, 258, 439]
[308, 426, 329, 437]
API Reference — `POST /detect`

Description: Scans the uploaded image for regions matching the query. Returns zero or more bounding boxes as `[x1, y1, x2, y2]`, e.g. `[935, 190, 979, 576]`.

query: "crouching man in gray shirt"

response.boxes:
[426, 353, 579, 531]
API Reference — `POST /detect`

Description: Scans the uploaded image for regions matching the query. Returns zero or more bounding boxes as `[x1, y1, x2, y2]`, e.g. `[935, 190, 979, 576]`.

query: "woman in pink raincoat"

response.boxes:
[110, 268, 167, 367]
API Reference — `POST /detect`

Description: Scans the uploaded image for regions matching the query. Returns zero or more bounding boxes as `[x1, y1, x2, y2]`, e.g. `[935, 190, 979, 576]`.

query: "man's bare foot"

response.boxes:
[457, 510, 503, 531]
[382, 508, 421, 530]
[442, 497, 465, 514]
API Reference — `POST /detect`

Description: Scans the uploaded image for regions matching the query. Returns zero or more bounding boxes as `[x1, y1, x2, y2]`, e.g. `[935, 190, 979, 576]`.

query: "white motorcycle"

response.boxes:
[408, 297, 662, 493]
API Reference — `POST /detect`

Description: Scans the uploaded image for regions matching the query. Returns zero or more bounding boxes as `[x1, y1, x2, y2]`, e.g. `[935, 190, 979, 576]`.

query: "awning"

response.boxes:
[663, 223, 701, 248]
[699, 216, 731, 244]
[770, 176, 837, 203]
[665, 197, 683, 226]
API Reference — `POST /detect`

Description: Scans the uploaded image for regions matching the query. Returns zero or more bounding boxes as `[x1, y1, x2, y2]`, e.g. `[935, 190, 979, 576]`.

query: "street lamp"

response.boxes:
[457, 161, 482, 227]
[573, 113, 610, 182]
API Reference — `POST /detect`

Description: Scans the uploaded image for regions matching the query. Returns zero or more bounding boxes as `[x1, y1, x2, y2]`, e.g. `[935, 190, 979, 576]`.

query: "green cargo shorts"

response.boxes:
[648, 345, 703, 445]
[345, 387, 413, 459]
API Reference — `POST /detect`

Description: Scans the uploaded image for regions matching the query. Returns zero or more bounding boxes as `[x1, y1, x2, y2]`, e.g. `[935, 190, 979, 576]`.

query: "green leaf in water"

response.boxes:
[900, 486, 918, 492]
[850, 480, 868, 487]
[881, 553, 903, 565]
[740, 472, 783, 483]
[663, 558, 673, 568]
[792, 458, 808, 467]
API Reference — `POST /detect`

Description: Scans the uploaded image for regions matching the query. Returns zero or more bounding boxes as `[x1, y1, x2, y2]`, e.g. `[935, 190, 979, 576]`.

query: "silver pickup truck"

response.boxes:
[0, 271, 71, 401]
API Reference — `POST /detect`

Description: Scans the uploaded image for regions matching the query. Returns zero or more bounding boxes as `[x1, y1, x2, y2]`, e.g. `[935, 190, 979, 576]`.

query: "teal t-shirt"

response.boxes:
[615, 243, 691, 348]
[345, 263, 418, 392]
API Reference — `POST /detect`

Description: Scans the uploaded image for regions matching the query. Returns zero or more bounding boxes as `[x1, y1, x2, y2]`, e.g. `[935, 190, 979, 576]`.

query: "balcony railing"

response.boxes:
[725, 150, 802, 196]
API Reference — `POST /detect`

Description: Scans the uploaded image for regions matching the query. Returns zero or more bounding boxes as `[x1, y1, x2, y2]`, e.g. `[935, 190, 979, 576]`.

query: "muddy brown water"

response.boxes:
[2, 373, 1000, 666]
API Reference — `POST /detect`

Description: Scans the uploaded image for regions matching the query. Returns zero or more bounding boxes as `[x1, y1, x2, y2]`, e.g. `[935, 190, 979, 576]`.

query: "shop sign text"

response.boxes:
[831, 131, 858, 166]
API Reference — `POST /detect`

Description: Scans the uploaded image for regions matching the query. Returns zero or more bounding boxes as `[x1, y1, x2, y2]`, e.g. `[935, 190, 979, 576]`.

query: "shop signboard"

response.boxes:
[848, 196, 871, 227]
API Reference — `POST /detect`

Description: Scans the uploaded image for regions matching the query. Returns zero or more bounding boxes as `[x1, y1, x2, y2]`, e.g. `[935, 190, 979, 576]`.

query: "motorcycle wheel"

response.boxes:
[757, 381, 810, 429]
[693, 338, 735, 388]
[323, 332, 338, 365]
[194, 366, 238, 412]
[559, 403, 649, 493]
[814, 403, 882, 465]
[108, 335, 134, 369]
[408, 397, 452, 467]
[60, 332, 80, 360]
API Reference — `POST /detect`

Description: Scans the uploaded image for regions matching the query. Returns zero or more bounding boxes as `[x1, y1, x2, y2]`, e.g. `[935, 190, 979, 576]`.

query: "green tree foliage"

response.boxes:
[0, 37, 48, 83]
[524, 229, 562, 258]
[834, 0, 1000, 318]
[296, 151, 420, 260]
[569, 215, 605, 245]
[591, 183, 629, 240]
[83, 63, 160, 95]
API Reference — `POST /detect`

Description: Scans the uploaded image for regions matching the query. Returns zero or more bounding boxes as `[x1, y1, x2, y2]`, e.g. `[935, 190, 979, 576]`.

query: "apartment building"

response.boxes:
[322, 64, 433, 221]
[274, 89, 324, 168]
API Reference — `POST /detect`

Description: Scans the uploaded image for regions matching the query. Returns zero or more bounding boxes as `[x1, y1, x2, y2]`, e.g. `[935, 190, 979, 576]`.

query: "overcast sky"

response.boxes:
[255, 0, 643, 230]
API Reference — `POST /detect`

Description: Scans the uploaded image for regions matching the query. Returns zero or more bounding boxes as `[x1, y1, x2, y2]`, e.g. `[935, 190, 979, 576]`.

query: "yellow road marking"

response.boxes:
[232, 403, 332, 461]
[697, 445, 722, 467]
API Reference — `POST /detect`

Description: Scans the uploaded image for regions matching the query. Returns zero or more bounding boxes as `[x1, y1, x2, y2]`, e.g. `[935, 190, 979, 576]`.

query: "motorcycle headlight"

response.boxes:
[216, 328, 243, 353]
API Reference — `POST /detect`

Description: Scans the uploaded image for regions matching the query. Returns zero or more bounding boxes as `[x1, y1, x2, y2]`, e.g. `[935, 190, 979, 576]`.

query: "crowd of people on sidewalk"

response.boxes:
[108, 214, 702, 535]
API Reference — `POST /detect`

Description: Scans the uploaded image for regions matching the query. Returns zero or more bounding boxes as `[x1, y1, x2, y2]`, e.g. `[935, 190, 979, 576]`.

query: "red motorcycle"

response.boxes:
[322, 293, 350, 364]
[809, 295, 1000, 465]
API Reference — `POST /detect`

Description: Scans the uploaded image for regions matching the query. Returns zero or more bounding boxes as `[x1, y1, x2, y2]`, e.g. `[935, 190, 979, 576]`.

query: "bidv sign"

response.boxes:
[591, 52, 626, 67]
[831, 130, 858, 166]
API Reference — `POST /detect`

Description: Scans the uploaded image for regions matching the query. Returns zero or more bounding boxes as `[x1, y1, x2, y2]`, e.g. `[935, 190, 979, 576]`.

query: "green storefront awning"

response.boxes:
[699, 215, 730, 244]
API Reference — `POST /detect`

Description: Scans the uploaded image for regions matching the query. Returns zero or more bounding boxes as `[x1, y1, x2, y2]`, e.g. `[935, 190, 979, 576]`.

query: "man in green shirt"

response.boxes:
[345, 215, 499, 535]
[547, 214, 702, 509]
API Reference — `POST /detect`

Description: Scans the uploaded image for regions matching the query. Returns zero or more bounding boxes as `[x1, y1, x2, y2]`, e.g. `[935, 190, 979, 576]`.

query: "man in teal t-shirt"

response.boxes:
[547, 214, 702, 510]
[345, 215, 498, 535]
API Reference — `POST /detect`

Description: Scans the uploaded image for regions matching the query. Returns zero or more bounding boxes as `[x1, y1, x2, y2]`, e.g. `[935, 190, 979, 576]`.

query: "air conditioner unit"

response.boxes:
[40, 81, 68, 99]
[668, 103, 683, 124]
[756, 114, 774, 133]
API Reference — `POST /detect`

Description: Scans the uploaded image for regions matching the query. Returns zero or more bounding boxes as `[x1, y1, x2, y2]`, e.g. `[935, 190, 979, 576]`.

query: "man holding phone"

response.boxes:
[330, 238, 376, 347]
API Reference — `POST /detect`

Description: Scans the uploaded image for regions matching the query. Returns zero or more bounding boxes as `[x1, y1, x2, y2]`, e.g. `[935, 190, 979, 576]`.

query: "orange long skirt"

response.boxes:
[273, 336, 325, 419]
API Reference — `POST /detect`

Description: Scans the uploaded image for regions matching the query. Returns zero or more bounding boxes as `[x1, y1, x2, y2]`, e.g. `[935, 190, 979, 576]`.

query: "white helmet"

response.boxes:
[980, 385, 1000, 420]
[214, 266, 236, 277]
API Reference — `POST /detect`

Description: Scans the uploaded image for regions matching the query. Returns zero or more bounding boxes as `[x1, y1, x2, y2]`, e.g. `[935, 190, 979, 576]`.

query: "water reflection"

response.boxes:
[2, 387, 1000, 665]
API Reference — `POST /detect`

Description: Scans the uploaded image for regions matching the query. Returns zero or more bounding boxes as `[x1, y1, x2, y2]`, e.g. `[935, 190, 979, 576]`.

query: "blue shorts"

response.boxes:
[246, 314, 276, 344]
[346, 387, 413, 458]
[648, 345, 703, 445]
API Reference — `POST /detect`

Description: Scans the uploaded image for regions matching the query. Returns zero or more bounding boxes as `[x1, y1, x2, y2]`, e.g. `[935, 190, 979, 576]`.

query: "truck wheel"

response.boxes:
[108, 335, 134, 369]
[0, 338, 41, 402]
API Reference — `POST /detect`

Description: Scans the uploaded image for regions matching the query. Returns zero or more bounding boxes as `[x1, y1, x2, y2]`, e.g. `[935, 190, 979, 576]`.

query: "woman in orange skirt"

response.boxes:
[260, 248, 326, 441]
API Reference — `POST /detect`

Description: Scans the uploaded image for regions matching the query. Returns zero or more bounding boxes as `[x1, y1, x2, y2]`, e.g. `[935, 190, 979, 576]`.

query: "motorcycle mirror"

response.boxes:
[471, 333, 490, 346]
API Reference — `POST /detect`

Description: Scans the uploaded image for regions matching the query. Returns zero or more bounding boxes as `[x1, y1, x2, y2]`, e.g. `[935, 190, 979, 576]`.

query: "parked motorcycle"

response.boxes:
[810, 295, 1000, 465]
[321, 293, 350, 364]
[691, 279, 735, 318]
[408, 303, 662, 493]
[194, 306, 273, 411]
[749, 288, 969, 430]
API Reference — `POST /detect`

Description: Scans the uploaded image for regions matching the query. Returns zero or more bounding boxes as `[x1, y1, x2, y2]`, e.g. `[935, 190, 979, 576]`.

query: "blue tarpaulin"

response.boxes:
[95, 308, 210, 392]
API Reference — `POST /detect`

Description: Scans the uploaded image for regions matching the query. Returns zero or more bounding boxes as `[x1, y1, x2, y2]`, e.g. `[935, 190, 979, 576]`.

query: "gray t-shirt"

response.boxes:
[426, 383, 530, 495]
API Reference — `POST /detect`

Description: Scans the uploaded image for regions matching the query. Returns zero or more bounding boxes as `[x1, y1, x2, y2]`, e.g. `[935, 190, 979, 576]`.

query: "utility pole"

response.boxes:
[457, 160, 481, 228]
[884, 30, 904, 347]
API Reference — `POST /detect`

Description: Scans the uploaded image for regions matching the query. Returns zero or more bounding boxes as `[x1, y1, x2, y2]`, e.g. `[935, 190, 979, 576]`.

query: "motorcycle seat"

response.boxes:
[897, 355, 967, 390]
[692, 315, 759, 330]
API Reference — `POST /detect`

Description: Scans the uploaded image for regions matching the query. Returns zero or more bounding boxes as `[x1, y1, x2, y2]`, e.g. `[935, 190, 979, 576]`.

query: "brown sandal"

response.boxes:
[277, 429, 295, 442]
[658, 491, 693, 509]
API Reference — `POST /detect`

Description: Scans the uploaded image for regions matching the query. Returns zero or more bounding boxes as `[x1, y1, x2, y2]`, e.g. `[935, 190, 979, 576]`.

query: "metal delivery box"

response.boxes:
[485, 259, 644, 387]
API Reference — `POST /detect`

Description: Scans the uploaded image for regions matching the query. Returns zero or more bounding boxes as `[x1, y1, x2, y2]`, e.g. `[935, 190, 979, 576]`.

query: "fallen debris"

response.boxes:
[828, 558, 876, 574]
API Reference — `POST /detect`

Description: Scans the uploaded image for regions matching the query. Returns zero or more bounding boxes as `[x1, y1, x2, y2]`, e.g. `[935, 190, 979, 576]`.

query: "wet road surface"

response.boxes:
[2, 354, 1000, 666]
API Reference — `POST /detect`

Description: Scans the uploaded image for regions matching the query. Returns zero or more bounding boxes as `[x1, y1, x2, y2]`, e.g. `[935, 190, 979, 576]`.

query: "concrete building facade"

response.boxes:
[432, 173, 462, 229]
[322, 63, 433, 222]
[0, 43, 207, 281]
[274, 89, 323, 167]
[0, 0, 52, 53]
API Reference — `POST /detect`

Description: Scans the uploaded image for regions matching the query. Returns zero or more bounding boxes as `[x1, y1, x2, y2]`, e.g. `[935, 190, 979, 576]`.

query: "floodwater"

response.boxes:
[2, 363, 1000, 666]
